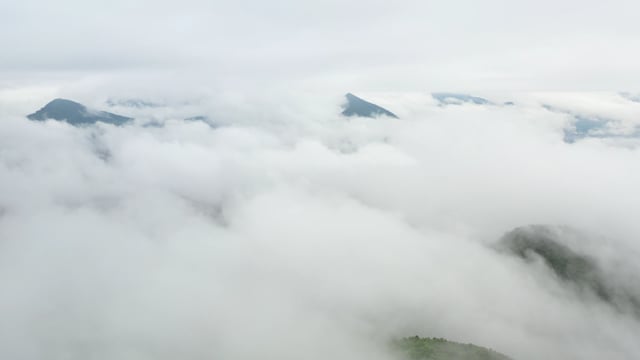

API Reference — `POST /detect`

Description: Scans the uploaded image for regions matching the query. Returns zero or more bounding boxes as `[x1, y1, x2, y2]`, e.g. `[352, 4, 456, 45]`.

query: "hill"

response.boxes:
[28, 98, 132, 126]
[392, 336, 512, 360]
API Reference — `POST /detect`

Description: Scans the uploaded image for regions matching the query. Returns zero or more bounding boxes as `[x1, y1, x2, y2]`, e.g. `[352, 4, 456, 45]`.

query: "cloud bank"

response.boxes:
[1, 92, 640, 359]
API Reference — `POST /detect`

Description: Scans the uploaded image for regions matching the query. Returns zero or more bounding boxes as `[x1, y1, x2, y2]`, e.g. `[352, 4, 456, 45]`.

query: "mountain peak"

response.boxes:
[27, 98, 132, 126]
[342, 93, 398, 119]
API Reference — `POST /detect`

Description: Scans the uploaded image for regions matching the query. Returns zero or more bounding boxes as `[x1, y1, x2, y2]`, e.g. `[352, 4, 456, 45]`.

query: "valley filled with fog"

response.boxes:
[1, 90, 640, 359]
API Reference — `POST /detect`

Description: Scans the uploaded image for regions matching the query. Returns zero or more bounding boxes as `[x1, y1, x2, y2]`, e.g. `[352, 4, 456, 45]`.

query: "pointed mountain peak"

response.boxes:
[342, 93, 398, 119]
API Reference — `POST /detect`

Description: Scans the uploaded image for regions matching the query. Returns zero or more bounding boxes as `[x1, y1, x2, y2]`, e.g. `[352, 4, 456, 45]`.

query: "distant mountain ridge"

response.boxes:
[541, 104, 640, 143]
[432, 93, 493, 106]
[393, 336, 513, 360]
[106, 98, 161, 108]
[342, 93, 398, 118]
[496, 225, 640, 317]
[27, 98, 132, 126]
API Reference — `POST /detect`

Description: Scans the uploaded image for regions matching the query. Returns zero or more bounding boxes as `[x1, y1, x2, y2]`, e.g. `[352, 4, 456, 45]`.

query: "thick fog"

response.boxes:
[3, 0, 640, 357]
[1, 90, 640, 359]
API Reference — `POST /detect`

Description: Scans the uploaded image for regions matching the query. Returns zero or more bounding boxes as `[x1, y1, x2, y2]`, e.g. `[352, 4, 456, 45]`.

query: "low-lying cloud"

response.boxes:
[1, 91, 640, 360]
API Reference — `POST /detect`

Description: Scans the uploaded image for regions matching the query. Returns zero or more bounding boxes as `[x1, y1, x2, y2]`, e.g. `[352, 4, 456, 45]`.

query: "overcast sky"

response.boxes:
[2, 0, 640, 92]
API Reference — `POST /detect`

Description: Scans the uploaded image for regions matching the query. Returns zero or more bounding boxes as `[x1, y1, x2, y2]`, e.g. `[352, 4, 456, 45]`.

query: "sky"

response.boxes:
[2, 0, 640, 93]
[3, 2, 640, 360]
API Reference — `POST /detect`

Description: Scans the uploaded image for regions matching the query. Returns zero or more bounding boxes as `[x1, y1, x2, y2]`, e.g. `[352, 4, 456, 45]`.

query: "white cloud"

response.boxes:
[1, 92, 640, 359]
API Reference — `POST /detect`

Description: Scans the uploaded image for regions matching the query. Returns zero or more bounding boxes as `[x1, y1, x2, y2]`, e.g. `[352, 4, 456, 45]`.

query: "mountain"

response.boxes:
[393, 336, 513, 360]
[184, 115, 220, 128]
[106, 98, 161, 108]
[432, 93, 492, 106]
[497, 225, 601, 285]
[27, 99, 132, 126]
[341, 93, 398, 118]
[496, 225, 640, 316]
[541, 105, 612, 143]
[542, 104, 640, 143]
[620, 92, 640, 103]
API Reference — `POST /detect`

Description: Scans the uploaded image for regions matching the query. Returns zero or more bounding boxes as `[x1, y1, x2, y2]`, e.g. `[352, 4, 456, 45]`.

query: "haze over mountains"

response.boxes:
[25, 92, 640, 145]
[3, 89, 640, 360]
[497, 225, 640, 318]
[4, 0, 640, 358]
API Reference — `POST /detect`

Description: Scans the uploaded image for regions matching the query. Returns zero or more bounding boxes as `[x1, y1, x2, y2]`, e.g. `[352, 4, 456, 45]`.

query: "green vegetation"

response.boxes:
[496, 225, 640, 316]
[392, 336, 513, 360]
[497, 225, 600, 284]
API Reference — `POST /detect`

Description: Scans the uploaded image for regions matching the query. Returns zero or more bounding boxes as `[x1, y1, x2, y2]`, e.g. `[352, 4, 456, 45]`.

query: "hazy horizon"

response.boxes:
[2, 1, 640, 360]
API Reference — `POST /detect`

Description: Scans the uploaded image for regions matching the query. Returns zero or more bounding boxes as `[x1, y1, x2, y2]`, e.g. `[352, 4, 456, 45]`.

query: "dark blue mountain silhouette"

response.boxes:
[28, 99, 132, 126]
[341, 93, 398, 118]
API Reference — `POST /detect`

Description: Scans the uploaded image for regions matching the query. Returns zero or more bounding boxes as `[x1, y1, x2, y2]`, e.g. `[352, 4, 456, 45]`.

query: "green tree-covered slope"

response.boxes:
[392, 336, 513, 360]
